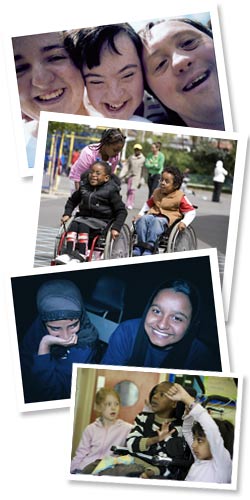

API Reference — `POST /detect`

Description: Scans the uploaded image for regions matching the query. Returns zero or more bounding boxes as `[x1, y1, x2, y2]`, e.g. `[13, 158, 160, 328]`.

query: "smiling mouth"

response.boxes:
[35, 88, 65, 102]
[183, 71, 210, 92]
[104, 101, 128, 112]
[151, 328, 173, 338]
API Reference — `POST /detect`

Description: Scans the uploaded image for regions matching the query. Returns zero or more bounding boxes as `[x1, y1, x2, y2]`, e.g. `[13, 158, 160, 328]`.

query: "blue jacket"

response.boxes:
[101, 318, 220, 371]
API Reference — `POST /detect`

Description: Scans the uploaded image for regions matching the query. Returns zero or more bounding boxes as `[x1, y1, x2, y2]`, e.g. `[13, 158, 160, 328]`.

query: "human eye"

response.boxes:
[69, 321, 79, 329]
[47, 50, 69, 64]
[180, 37, 199, 50]
[171, 314, 184, 323]
[122, 71, 136, 80]
[15, 63, 30, 76]
[88, 79, 104, 85]
[151, 306, 161, 315]
[153, 58, 169, 74]
[48, 325, 60, 332]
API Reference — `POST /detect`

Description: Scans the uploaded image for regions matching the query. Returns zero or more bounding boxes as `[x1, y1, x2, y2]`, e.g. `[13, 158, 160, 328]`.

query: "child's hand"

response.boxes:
[178, 221, 186, 232]
[38, 333, 78, 355]
[166, 383, 195, 406]
[61, 215, 70, 224]
[157, 421, 176, 442]
[111, 229, 120, 240]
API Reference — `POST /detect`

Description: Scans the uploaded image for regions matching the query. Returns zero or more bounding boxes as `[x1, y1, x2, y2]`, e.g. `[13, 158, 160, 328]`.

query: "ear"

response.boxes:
[104, 175, 110, 182]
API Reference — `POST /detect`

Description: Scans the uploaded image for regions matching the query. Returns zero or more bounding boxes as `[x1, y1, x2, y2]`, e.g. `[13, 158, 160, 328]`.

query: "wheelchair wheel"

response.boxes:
[103, 224, 132, 260]
[167, 224, 197, 253]
[53, 217, 74, 260]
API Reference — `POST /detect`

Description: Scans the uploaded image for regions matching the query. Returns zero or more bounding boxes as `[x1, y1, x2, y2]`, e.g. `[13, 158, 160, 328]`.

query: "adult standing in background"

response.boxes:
[145, 142, 165, 197]
[212, 160, 228, 202]
[119, 144, 145, 209]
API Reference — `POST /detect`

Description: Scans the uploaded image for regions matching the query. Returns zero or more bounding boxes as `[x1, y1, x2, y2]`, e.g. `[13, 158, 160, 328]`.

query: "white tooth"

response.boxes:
[39, 89, 63, 101]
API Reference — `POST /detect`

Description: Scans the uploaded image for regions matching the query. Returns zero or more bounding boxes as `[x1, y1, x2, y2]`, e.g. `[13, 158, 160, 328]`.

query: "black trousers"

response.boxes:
[212, 181, 223, 202]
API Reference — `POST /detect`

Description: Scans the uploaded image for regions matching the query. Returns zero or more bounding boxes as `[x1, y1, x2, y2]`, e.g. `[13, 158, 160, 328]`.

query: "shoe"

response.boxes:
[69, 250, 87, 264]
[143, 250, 153, 256]
[132, 246, 142, 256]
[55, 253, 72, 264]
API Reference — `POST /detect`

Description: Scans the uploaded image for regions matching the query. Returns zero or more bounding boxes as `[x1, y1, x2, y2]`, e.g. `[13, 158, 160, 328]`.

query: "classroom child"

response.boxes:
[125, 381, 192, 479]
[166, 383, 234, 483]
[55, 160, 127, 264]
[133, 166, 196, 256]
[70, 388, 132, 474]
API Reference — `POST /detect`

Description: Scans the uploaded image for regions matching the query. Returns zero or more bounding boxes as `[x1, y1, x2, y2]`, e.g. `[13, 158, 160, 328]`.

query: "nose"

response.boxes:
[60, 327, 71, 340]
[172, 51, 192, 75]
[105, 81, 124, 101]
[156, 315, 171, 330]
[31, 62, 55, 88]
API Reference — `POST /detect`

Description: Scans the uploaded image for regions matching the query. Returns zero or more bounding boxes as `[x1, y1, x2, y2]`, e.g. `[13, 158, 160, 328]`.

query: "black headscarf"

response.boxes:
[127, 279, 201, 368]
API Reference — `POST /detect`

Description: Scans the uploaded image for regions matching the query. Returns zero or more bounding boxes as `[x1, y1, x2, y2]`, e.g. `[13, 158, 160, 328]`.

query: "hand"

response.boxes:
[157, 421, 176, 442]
[111, 229, 120, 240]
[38, 333, 78, 355]
[178, 221, 186, 232]
[61, 215, 70, 224]
[166, 383, 195, 406]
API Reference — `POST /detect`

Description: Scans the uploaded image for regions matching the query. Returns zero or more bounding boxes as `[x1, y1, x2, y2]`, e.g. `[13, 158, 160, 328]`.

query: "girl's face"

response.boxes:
[12, 32, 85, 120]
[142, 20, 223, 128]
[192, 433, 212, 460]
[102, 141, 124, 158]
[150, 383, 176, 417]
[45, 318, 80, 341]
[83, 32, 144, 119]
[88, 163, 109, 186]
[160, 171, 176, 195]
[144, 288, 192, 348]
[99, 394, 120, 423]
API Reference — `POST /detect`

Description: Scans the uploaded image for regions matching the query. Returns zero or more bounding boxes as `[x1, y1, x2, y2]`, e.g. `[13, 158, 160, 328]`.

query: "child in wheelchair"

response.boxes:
[55, 160, 127, 264]
[133, 166, 196, 256]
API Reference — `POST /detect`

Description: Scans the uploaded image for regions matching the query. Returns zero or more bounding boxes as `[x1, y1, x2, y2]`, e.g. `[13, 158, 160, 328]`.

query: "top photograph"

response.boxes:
[6, 7, 232, 175]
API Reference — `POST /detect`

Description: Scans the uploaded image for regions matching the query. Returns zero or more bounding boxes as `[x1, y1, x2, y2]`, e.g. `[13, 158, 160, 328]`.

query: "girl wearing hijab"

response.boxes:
[101, 279, 221, 371]
[20, 279, 98, 403]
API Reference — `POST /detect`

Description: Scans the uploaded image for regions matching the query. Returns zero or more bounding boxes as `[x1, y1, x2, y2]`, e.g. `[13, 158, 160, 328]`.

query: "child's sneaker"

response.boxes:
[69, 250, 87, 264]
[132, 246, 142, 256]
[55, 253, 71, 264]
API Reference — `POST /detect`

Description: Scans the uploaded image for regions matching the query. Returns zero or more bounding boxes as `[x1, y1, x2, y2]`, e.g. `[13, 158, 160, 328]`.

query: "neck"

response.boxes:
[156, 409, 174, 419]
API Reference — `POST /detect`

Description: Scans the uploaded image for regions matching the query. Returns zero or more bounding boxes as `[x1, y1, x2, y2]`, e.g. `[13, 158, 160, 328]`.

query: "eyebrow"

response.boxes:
[84, 63, 139, 79]
[146, 29, 201, 60]
[14, 44, 65, 62]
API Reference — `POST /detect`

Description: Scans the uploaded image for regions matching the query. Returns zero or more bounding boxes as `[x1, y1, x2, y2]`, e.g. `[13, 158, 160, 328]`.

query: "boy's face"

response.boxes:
[98, 394, 120, 423]
[150, 382, 176, 417]
[160, 171, 177, 194]
[82, 32, 144, 119]
[192, 433, 212, 460]
[88, 164, 109, 185]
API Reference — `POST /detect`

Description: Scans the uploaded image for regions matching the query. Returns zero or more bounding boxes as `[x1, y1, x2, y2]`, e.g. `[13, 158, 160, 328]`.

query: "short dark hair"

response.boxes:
[162, 166, 184, 189]
[64, 23, 143, 71]
[192, 418, 234, 458]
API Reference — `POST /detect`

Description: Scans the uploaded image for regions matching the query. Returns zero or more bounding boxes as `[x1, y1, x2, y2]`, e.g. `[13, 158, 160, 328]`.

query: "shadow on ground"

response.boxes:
[192, 215, 229, 254]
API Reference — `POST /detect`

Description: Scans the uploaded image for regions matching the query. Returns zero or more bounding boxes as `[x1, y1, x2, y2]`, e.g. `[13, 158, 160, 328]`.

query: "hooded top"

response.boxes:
[20, 280, 99, 403]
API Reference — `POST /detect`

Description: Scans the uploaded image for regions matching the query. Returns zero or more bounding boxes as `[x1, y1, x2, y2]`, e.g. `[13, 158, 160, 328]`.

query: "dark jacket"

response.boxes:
[64, 173, 127, 232]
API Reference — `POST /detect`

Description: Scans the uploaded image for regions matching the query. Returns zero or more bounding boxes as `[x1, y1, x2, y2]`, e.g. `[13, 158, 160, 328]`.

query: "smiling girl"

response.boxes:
[101, 279, 221, 371]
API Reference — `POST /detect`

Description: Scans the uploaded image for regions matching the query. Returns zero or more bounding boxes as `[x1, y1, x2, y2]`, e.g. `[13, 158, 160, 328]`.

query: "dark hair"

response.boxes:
[89, 128, 126, 154]
[64, 23, 143, 71]
[128, 279, 201, 368]
[192, 418, 234, 458]
[139, 17, 213, 126]
[90, 160, 112, 176]
[162, 166, 183, 189]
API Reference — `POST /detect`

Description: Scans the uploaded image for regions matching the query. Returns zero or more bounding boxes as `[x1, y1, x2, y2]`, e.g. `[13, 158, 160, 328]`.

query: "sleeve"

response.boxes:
[63, 190, 82, 216]
[101, 320, 137, 365]
[183, 404, 231, 468]
[138, 199, 151, 215]
[179, 195, 196, 226]
[70, 426, 93, 472]
[126, 413, 150, 453]
[69, 147, 94, 182]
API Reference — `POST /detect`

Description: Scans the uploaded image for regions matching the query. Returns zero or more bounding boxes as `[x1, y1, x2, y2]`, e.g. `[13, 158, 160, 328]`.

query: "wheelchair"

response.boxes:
[132, 216, 197, 255]
[51, 216, 133, 265]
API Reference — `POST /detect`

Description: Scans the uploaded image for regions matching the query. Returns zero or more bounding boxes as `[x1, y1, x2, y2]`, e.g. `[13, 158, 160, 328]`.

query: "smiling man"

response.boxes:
[141, 18, 225, 130]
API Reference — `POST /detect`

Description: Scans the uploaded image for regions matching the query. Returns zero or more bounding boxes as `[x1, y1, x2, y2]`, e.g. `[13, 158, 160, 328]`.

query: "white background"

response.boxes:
[0, 1, 249, 499]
